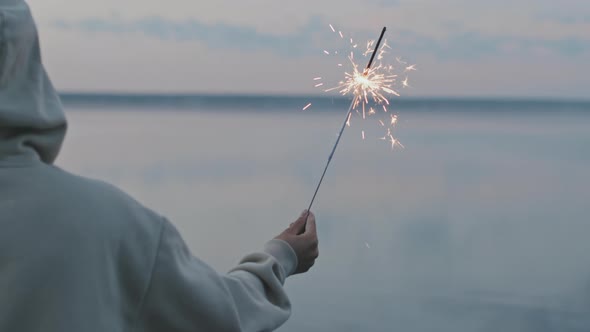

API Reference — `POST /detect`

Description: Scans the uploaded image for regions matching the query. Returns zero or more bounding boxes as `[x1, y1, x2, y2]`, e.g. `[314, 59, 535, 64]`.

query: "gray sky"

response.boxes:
[29, 0, 590, 98]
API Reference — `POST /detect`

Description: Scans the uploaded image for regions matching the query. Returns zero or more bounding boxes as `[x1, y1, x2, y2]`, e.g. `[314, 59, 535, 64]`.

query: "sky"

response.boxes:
[27, 0, 590, 98]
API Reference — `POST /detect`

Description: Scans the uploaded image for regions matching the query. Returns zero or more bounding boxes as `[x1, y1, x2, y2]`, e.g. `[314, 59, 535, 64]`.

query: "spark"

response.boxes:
[365, 242, 371, 249]
[390, 114, 398, 125]
[363, 46, 373, 57]
[303, 26, 414, 226]
[405, 64, 417, 72]
[389, 137, 396, 149]
[302, 103, 312, 111]
[380, 128, 404, 150]
[305, 25, 416, 151]
[327, 54, 398, 115]
[402, 76, 410, 88]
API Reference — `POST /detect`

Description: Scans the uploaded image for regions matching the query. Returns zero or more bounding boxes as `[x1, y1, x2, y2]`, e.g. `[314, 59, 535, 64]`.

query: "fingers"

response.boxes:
[288, 210, 308, 234]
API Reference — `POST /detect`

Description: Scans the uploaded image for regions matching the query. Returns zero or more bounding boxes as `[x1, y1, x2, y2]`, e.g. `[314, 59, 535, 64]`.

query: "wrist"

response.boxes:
[264, 239, 298, 278]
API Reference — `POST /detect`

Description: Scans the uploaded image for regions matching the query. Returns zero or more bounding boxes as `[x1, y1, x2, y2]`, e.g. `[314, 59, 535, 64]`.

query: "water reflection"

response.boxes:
[58, 108, 590, 331]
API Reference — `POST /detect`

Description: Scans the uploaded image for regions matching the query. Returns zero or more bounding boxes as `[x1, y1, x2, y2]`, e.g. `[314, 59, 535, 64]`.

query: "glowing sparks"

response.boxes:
[402, 76, 410, 88]
[301, 26, 414, 232]
[380, 128, 403, 150]
[303, 24, 416, 150]
[390, 114, 398, 125]
[302, 103, 312, 111]
[405, 64, 417, 72]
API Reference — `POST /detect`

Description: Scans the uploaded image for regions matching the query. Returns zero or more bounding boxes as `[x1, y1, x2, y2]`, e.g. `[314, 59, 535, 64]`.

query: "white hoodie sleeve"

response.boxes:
[134, 218, 298, 332]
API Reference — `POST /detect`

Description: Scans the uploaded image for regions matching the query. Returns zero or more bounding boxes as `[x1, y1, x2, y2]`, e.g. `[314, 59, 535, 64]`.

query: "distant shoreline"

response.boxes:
[59, 92, 590, 103]
[58, 93, 590, 112]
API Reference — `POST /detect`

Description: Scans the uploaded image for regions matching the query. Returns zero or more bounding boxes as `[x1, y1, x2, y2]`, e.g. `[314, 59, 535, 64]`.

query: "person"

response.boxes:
[0, 1, 319, 331]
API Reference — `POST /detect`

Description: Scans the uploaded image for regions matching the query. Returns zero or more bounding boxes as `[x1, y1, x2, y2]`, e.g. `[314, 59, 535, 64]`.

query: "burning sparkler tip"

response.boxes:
[304, 25, 415, 213]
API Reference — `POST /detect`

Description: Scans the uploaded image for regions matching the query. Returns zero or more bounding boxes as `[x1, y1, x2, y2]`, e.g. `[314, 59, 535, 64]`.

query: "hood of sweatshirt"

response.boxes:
[0, 0, 66, 165]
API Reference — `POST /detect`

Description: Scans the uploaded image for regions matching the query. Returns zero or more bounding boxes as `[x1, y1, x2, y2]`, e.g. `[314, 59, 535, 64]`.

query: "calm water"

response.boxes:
[57, 95, 590, 332]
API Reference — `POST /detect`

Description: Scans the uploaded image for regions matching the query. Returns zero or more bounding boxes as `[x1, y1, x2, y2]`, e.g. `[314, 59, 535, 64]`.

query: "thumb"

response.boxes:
[289, 210, 308, 234]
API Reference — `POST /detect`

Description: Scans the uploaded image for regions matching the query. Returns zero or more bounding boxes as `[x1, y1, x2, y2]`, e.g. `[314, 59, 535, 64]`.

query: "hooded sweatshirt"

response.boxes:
[0, 1, 298, 331]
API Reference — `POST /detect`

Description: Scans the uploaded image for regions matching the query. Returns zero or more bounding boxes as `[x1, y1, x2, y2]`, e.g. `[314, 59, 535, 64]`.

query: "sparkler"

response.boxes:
[304, 26, 398, 223]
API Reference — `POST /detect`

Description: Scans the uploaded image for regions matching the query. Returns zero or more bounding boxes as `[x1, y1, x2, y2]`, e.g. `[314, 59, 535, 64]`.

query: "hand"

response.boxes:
[275, 210, 319, 275]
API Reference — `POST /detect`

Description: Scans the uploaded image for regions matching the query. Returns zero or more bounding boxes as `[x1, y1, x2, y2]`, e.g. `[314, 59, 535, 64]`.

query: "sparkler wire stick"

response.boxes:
[304, 27, 387, 224]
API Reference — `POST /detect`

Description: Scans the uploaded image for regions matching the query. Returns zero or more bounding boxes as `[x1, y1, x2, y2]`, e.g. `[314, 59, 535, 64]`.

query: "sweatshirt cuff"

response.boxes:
[264, 239, 298, 278]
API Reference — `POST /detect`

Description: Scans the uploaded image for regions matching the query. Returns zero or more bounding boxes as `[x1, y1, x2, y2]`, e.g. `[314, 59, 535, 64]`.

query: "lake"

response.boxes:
[57, 95, 590, 331]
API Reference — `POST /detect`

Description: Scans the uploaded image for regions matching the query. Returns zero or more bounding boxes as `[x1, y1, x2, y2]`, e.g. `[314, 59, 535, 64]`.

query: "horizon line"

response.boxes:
[57, 92, 590, 103]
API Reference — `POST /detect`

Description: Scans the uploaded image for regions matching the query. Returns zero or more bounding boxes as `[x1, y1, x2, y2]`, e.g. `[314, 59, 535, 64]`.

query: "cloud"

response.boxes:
[52, 16, 590, 60]
[369, 0, 400, 7]
[394, 29, 590, 59]
[52, 15, 327, 56]
[535, 10, 590, 25]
